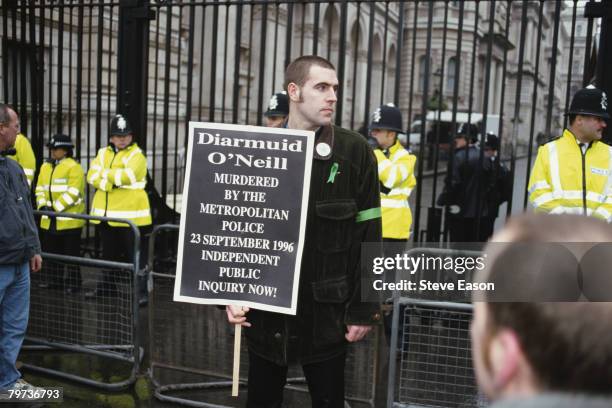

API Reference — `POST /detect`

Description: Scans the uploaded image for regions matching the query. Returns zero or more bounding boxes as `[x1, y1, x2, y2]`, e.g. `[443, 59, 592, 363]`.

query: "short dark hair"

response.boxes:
[568, 113, 577, 125]
[283, 55, 335, 92]
[481, 214, 612, 394]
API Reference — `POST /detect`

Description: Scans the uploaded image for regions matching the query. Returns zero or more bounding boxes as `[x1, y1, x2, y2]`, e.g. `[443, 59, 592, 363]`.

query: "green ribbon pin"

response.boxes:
[327, 162, 339, 183]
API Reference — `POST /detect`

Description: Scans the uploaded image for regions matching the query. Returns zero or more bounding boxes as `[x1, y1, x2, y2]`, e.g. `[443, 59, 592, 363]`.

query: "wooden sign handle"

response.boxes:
[232, 323, 242, 396]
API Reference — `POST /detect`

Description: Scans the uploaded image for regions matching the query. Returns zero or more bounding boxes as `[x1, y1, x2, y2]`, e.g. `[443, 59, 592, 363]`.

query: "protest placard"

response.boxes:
[174, 122, 314, 315]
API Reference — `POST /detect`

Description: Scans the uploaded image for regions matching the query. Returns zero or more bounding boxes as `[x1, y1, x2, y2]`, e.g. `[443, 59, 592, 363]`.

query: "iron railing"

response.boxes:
[0, 1, 602, 243]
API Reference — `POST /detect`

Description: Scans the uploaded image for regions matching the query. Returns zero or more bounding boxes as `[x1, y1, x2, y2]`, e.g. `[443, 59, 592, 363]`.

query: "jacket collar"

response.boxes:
[50, 156, 70, 166]
[389, 139, 403, 155]
[109, 143, 136, 154]
[563, 128, 595, 149]
[282, 120, 334, 161]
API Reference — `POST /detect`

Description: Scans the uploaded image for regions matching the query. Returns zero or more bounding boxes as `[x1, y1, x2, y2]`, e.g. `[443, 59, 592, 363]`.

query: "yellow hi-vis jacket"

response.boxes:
[35, 157, 86, 230]
[374, 140, 417, 239]
[528, 129, 612, 221]
[8, 133, 36, 187]
[87, 143, 152, 227]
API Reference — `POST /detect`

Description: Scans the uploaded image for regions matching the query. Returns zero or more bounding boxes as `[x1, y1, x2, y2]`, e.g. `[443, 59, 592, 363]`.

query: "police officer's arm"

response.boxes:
[437, 155, 462, 206]
[16, 134, 36, 187]
[106, 149, 147, 188]
[34, 165, 50, 209]
[345, 145, 382, 332]
[593, 179, 612, 222]
[497, 163, 513, 204]
[528, 145, 562, 213]
[52, 164, 84, 212]
[374, 149, 417, 194]
[87, 149, 114, 192]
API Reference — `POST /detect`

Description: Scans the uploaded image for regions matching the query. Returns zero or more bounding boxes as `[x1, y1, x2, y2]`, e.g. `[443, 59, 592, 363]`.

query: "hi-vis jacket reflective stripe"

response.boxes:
[35, 157, 86, 231]
[374, 140, 417, 239]
[87, 143, 152, 227]
[528, 129, 612, 221]
[8, 133, 36, 187]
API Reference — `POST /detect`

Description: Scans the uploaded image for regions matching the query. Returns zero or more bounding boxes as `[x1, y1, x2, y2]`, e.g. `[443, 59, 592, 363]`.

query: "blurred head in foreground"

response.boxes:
[471, 214, 612, 403]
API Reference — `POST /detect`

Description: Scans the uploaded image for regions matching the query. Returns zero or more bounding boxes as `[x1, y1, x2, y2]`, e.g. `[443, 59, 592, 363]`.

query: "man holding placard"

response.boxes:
[225, 56, 382, 407]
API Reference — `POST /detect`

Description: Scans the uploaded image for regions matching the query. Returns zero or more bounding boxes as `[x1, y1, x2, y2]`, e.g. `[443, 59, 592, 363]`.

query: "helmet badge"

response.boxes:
[602, 92, 608, 111]
[117, 116, 127, 131]
[269, 95, 278, 110]
[372, 108, 382, 123]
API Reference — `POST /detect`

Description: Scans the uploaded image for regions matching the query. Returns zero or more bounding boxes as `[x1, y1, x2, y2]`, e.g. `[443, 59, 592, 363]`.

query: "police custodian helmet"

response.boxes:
[109, 114, 132, 137]
[47, 133, 74, 149]
[567, 85, 609, 120]
[264, 92, 289, 117]
[485, 132, 499, 150]
[456, 122, 480, 143]
[370, 103, 403, 133]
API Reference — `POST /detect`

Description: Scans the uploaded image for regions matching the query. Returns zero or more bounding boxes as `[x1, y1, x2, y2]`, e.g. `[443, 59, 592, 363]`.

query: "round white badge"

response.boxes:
[316, 143, 331, 157]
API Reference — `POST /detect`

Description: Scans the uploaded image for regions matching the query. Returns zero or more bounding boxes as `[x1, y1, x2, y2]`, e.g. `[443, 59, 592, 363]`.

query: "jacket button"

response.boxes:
[274, 332, 282, 340]
[373, 313, 381, 321]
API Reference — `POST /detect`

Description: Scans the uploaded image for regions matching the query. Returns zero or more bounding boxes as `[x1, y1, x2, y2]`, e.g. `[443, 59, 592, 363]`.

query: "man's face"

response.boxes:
[0, 109, 20, 151]
[471, 302, 498, 399]
[265, 115, 286, 128]
[576, 115, 607, 142]
[370, 129, 396, 150]
[454, 136, 467, 149]
[288, 65, 338, 130]
[110, 134, 133, 150]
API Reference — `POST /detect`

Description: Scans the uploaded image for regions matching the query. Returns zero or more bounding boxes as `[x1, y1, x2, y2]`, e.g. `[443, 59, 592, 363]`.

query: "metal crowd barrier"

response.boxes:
[22, 211, 143, 390]
[387, 247, 485, 408]
[148, 224, 379, 407]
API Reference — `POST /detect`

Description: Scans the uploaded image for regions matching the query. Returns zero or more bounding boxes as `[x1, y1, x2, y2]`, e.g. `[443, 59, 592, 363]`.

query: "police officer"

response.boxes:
[528, 85, 611, 219]
[370, 103, 417, 348]
[86, 114, 151, 298]
[35, 134, 85, 293]
[369, 103, 417, 242]
[480, 133, 511, 240]
[437, 122, 495, 241]
[264, 91, 289, 128]
[7, 132, 36, 188]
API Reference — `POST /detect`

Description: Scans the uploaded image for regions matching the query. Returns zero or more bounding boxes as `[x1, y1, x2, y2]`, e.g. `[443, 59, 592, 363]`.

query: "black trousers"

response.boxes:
[97, 223, 150, 293]
[449, 216, 496, 242]
[246, 351, 345, 408]
[382, 238, 407, 348]
[40, 228, 82, 288]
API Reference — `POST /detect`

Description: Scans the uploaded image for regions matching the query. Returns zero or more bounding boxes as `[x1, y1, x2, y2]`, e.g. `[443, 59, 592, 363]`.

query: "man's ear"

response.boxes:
[287, 82, 300, 102]
[488, 328, 524, 394]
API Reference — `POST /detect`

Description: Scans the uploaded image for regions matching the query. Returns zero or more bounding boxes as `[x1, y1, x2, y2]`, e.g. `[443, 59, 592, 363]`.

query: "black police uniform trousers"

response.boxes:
[449, 216, 495, 242]
[40, 228, 82, 289]
[381, 238, 407, 348]
[246, 351, 346, 408]
[96, 223, 150, 295]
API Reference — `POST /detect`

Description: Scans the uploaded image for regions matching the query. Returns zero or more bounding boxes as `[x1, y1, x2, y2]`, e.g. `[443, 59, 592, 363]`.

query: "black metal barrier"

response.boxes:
[387, 248, 484, 408]
[148, 224, 379, 407]
[22, 210, 143, 391]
